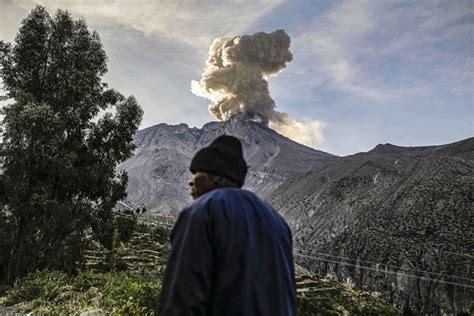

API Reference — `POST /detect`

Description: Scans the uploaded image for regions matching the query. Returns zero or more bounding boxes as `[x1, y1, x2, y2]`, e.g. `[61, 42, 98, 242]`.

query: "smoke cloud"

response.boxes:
[191, 29, 325, 147]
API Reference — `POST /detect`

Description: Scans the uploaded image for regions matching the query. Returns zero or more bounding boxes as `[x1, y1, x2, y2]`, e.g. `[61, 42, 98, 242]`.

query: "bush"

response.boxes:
[5, 270, 68, 305]
[3, 270, 161, 314]
[115, 214, 137, 244]
[101, 272, 161, 314]
[152, 225, 171, 244]
[72, 271, 108, 291]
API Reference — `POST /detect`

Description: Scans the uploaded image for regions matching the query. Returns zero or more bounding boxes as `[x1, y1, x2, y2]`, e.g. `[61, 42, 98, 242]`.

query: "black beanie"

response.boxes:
[190, 135, 248, 186]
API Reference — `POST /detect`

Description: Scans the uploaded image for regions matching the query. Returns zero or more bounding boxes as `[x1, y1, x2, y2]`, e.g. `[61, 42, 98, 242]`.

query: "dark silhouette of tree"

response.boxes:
[0, 5, 143, 281]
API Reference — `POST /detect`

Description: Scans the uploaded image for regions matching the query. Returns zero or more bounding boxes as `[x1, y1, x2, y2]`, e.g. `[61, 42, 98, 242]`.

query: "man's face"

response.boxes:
[189, 171, 217, 199]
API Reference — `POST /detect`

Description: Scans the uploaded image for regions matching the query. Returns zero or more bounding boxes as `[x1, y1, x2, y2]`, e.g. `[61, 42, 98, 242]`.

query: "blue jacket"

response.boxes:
[158, 188, 296, 316]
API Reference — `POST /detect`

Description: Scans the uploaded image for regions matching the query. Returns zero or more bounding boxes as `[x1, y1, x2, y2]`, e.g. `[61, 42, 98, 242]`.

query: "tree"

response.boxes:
[0, 6, 143, 281]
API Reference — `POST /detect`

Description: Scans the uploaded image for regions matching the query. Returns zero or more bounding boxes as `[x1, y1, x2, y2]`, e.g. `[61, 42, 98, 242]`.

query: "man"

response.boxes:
[158, 135, 296, 316]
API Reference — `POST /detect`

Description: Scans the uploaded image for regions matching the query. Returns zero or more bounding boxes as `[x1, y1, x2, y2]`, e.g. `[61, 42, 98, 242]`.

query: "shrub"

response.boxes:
[3, 270, 161, 314]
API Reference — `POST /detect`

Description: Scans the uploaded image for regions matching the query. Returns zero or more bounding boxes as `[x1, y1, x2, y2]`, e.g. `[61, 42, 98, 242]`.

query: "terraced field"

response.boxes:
[1, 212, 399, 315]
[83, 213, 173, 275]
[295, 268, 400, 315]
[83, 213, 400, 315]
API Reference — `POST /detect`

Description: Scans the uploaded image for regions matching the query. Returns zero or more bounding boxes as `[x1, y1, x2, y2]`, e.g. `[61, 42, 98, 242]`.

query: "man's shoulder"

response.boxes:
[182, 188, 291, 236]
[208, 188, 291, 235]
[206, 188, 267, 204]
[225, 188, 250, 195]
[187, 188, 276, 216]
[211, 187, 255, 198]
[181, 188, 241, 213]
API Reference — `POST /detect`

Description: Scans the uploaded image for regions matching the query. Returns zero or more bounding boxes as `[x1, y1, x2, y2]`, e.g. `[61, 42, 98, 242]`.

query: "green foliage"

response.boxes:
[0, 224, 400, 315]
[71, 270, 108, 291]
[115, 214, 138, 244]
[5, 270, 68, 305]
[3, 268, 399, 315]
[0, 210, 15, 281]
[152, 224, 171, 245]
[295, 267, 400, 315]
[0, 5, 143, 281]
[4, 270, 160, 315]
[81, 213, 171, 274]
[100, 272, 160, 314]
[96, 213, 139, 271]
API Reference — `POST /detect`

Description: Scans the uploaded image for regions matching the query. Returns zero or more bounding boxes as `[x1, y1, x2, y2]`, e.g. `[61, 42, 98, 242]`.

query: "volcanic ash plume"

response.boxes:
[191, 29, 325, 147]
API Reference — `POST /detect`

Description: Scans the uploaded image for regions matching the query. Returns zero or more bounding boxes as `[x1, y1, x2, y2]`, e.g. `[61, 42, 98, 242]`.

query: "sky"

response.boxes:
[0, 0, 472, 156]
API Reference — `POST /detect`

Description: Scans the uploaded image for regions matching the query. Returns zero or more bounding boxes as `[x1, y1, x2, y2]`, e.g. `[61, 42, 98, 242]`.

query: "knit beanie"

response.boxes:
[190, 135, 248, 186]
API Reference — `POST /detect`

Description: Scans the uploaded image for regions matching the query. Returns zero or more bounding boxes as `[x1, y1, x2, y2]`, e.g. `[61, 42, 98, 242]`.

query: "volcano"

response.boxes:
[118, 116, 337, 214]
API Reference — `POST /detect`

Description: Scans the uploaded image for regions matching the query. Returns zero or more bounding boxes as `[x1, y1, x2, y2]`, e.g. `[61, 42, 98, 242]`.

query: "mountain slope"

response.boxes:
[0, 212, 400, 315]
[268, 137, 474, 314]
[119, 116, 337, 213]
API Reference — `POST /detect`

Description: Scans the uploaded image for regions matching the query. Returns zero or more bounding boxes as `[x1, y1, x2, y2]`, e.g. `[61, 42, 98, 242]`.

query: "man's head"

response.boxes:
[189, 135, 247, 199]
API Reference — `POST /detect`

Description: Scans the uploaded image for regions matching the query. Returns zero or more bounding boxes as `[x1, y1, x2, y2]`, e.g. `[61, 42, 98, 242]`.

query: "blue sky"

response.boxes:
[1, 0, 472, 156]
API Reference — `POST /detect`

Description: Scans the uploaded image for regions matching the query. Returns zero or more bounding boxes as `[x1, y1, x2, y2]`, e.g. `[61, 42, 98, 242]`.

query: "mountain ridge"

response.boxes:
[119, 117, 337, 213]
[268, 136, 474, 314]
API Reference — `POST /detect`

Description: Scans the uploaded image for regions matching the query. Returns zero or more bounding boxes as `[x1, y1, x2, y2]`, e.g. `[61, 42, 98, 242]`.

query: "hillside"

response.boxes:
[118, 116, 337, 214]
[0, 213, 400, 315]
[268, 137, 474, 314]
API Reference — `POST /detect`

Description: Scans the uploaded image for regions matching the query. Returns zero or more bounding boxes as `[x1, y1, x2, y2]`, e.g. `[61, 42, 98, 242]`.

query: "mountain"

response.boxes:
[268, 137, 474, 314]
[118, 116, 337, 214]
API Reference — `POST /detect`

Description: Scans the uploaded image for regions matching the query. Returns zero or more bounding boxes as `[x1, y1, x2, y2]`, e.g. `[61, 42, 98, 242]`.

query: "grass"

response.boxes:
[0, 213, 400, 315]
[3, 270, 161, 315]
[1, 268, 400, 315]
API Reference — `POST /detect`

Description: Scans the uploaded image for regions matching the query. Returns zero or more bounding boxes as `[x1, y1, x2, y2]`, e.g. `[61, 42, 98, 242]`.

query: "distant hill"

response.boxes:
[268, 137, 474, 314]
[118, 116, 337, 214]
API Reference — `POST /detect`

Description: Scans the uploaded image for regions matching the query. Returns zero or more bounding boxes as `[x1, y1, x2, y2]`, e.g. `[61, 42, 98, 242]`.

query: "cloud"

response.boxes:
[292, 0, 472, 101]
[10, 0, 283, 54]
[0, 1, 23, 42]
[296, 1, 373, 92]
[2, 0, 286, 131]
